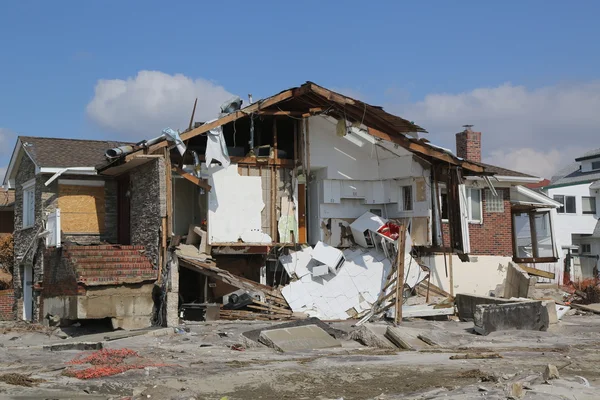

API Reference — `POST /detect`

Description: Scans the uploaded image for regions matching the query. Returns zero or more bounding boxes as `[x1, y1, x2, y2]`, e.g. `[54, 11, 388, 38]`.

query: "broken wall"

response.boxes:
[43, 283, 155, 329]
[129, 158, 166, 266]
[207, 164, 271, 244]
[306, 116, 432, 246]
[422, 254, 512, 296]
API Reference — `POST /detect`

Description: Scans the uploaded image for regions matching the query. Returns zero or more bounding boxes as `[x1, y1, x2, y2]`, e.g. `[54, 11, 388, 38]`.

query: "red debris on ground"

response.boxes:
[562, 278, 600, 305]
[64, 348, 172, 380]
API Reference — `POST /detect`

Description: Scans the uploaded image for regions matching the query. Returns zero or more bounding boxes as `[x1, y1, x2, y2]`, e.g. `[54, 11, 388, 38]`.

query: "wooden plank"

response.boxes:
[164, 149, 173, 237]
[171, 166, 212, 191]
[368, 127, 484, 173]
[395, 225, 407, 324]
[519, 264, 556, 280]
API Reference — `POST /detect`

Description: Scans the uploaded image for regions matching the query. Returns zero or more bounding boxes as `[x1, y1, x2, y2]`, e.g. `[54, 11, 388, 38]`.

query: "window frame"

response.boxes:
[553, 195, 577, 214]
[581, 243, 592, 254]
[512, 209, 558, 263]
[582, 196, 596, 215]
[467, 188, 483, 224]
[592, 161, 600, 170]
[22, 178, 36, 229]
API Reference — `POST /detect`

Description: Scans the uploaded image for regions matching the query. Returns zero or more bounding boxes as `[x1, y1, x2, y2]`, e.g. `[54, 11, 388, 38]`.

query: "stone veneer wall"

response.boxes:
[129, 158, 166, 267]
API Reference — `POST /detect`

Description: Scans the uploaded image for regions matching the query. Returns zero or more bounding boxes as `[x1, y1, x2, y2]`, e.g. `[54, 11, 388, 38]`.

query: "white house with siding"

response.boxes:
[544, 148, 600, 281]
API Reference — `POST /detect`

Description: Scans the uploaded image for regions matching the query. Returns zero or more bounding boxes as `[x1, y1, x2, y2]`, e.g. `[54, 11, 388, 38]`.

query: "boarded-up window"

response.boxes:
[58, 184, 105, 233]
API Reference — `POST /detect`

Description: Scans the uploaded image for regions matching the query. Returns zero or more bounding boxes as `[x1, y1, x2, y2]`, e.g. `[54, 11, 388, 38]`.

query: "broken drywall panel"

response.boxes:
[312, 241, 345, 274]
[207, 164, 269, 244]
[280, 245, 427, 321]
[350, 212, 387, 247]
[279, 246, 313, 279]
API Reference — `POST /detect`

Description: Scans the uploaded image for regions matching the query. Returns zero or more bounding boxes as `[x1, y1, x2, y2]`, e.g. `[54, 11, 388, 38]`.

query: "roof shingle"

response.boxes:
[20, 136, 130, 168]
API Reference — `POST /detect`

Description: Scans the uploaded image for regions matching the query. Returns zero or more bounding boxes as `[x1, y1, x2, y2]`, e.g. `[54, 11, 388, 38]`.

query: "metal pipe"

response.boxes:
[105, 145, 134, 159]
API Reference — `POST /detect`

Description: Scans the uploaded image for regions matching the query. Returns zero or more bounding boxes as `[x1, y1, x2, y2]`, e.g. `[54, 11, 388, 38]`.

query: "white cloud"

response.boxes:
[391, 82, 600, 178]
[87, 71, 234, 139]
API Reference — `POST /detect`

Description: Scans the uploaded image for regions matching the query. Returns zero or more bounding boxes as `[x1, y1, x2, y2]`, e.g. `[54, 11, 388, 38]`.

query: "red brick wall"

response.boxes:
[456, 130, 481, 163]
[442, 188, 513, 256]
[0, 289, 15, 320]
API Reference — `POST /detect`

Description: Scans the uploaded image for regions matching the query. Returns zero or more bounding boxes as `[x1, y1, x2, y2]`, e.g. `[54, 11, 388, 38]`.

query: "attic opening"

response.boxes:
[179, 115, 298, 162]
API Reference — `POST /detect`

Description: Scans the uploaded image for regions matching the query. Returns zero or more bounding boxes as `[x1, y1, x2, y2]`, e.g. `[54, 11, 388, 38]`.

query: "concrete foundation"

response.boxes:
[455, 294, 521, 321]
[43, 283, 155, 329]
[504, 262, 537, 298]
[473, 301, 549, 335]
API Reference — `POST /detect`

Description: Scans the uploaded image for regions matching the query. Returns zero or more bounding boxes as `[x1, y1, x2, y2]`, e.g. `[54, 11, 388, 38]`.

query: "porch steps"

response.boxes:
[63, 245, 157, 286]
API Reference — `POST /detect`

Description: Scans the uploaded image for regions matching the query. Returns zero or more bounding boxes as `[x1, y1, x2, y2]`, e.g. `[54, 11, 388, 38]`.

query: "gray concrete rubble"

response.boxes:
[1, 314, 600, 399]
[474, 301, 550, 335]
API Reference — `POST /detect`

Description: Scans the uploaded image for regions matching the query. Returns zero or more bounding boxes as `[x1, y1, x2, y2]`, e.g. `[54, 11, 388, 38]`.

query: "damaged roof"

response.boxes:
[478, 163, 537, 179]
[19, 136, 130, 168]
[115, 81, 485, 173]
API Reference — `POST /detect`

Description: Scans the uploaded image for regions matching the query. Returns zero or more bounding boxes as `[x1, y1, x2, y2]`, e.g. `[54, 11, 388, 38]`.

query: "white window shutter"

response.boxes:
[458, 184, 471, 254]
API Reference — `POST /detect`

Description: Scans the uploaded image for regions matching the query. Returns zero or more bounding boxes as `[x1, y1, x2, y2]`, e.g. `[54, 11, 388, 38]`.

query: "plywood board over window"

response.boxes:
[58, 184, 106, 233]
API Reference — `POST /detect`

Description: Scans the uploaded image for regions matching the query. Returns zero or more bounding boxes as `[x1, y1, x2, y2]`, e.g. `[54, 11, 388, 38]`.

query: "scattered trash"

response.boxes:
[230, 344, 245, 351]
[63, 348, 173, 380]
[0, 373, 45, 387]
[450, 353, 503, 360]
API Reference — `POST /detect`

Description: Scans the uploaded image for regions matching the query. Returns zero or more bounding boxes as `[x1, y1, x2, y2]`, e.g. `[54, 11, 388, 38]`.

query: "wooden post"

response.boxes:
[271, 119, 279, 242]
[394, 224, 407, 324]
[448, 251, 454, 297]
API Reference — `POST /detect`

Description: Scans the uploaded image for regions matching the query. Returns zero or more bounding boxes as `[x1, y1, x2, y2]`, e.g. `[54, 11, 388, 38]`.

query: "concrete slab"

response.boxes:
[473, 301, 549, 336]
[504, 262, 537, 299]
[350, 324, 397, 349]
[385, 326, 432, 350]
[242, 317, 348, 343]
[258, 324, 342, 352]
[455, 294, 521, 321]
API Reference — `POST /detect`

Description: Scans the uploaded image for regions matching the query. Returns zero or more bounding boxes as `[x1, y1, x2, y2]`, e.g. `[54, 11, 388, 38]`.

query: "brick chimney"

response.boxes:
[455, 125, 481, 162]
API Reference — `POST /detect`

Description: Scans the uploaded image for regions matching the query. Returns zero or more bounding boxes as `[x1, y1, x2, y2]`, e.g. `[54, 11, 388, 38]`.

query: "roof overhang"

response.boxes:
[112, 82, 485, 174]
[468, 175, 541, 184]
[3, 138, 33, 188]
[510, 185, 561, 208]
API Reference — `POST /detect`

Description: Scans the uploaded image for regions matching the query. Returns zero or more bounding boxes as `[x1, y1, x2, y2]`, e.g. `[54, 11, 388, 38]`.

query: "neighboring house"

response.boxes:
[3, 137, 159, 327]
[543, 149, 600, 282]
[417, 127, 562, 293]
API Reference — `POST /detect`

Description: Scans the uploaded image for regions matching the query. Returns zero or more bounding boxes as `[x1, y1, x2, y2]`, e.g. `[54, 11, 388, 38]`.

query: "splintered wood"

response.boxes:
[357, 224, 407, 326]
[177, 255, 293, 321]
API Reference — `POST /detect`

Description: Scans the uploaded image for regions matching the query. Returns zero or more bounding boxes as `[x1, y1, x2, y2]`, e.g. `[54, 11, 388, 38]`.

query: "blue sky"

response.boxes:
[1, 1, 600, 178]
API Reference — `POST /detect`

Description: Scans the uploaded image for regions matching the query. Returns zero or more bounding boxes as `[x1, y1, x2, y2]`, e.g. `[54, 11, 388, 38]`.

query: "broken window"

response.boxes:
[554, 195, 576, 214]
[22, 179, 35, 229]
[440, 187, 449, 220]
[582, 196, 596, 215]
[401, 186, 413, 211]
[485, 189, 504, 213]
[513, 210, 558, 262]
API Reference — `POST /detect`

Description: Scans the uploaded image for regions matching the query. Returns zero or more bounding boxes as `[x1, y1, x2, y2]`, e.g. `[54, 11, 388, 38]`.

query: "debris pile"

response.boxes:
[0, 373, 44, 387]
[64, 348, 172, 379]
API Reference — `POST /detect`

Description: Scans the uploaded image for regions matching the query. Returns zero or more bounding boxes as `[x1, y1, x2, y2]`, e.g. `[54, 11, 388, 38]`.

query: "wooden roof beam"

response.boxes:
[127, 87, 306, 160]
[171, 166, 212, 191]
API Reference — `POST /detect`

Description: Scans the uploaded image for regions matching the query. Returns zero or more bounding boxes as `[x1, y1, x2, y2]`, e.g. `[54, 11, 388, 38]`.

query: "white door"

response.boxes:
[22, 264, 33, 321]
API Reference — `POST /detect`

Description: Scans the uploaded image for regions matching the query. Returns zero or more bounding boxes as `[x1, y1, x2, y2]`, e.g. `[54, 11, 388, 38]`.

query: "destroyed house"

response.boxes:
[4, 82, 562, 326]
